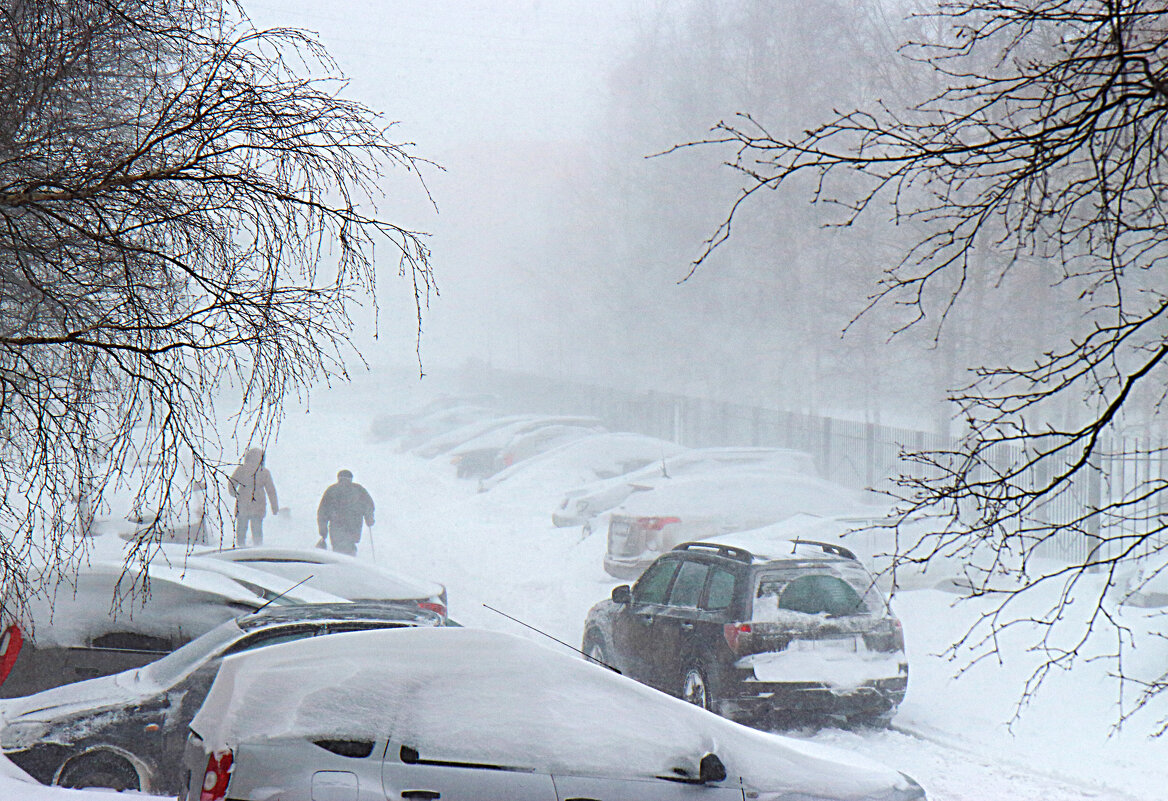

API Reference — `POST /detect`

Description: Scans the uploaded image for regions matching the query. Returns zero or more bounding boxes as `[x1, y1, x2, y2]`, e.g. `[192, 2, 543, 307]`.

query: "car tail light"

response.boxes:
[891, 617, 905, 651]
[503, 453, 514, 467]
[0, 625, 23, 689]
[418, 601, 447, 620]
[723, 622, 752, 655]
[634, 516, 680, 531]
[200, 749, 233, 801]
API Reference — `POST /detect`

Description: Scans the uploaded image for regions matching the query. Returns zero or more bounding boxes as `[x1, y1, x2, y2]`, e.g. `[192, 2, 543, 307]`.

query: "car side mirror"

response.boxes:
[699, 753, 727, 784]
[611, 585, 631, 604]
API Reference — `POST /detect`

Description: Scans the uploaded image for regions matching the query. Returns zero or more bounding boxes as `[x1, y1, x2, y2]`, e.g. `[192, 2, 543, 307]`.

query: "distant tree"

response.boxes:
[0, 0, 434, 621]
[680, 1, 1168, 730]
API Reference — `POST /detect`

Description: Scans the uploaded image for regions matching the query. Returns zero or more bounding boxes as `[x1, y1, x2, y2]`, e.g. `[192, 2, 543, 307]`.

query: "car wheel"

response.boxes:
[681, 662, 714, 711]
[57, 751, 141, 792]
[583, 632, 610, 667]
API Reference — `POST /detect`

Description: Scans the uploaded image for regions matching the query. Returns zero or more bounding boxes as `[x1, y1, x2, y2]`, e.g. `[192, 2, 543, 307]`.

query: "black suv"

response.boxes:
[582, 539, 908, 726]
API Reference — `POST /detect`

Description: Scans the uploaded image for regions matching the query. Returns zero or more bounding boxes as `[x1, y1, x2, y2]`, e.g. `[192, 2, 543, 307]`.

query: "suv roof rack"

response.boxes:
[672, 541, 753, 562]
[788, 539, 858, 561]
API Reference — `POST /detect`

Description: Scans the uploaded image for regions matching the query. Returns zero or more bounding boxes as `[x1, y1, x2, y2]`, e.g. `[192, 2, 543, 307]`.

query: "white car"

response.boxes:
[0, 559, 341, 699]
[603, 469, 885, 579]
[553, 447, 820, 531]
[192, 547, 449, 620]
[183, 627, 926, 801]
[446, 415, 604, 479]
[478, 431, 685, 494]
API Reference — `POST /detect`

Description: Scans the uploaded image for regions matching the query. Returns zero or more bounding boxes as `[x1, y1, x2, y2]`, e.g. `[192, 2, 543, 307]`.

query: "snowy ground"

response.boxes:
[5, 374, 1165, 800]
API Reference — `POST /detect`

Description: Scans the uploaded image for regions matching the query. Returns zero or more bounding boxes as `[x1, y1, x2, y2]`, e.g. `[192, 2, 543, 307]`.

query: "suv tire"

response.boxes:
[57, 750, 141, 791]
[680, 661, 715, 712]
[583, 631, 610, 667]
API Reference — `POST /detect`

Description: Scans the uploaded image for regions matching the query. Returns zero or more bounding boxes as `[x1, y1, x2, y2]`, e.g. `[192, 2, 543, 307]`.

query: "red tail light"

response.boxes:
[635, 516, 681, 531]
[503, 453, 514, 467]
[723, 622, 752, 654]
[200, 749, 233, 801]
[418, 601, 447, 620]
[891, 617, 905, 651]
[0, 625, 24, 689]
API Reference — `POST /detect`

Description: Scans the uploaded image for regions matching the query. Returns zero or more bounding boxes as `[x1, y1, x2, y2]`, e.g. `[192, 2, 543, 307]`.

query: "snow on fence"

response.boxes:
[456, 366, 1166, 568]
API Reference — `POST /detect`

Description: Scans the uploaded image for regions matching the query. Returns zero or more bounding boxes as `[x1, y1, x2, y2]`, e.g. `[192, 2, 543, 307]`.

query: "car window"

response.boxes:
[702, 568, 736, 611]
[632, 559, 679, 604]
[222, 625, 321, 657]
[668, 561, 709, 608]
[770, 574, 869, 616]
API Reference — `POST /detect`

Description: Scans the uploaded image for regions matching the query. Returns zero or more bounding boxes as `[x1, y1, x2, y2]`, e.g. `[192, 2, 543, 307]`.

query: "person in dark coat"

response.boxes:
[316, 469, 375, 556]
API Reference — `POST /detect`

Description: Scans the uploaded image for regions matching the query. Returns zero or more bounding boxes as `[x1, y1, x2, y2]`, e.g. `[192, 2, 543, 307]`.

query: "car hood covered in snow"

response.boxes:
[193, 627, 922, 800]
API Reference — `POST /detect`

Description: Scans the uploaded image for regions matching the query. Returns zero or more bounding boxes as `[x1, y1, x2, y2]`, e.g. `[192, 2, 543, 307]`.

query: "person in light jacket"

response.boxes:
[227, 448, 279, 546]
[316, 469, 375, 556]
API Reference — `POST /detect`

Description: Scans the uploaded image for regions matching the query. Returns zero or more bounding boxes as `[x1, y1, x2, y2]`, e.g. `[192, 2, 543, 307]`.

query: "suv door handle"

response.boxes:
[401, 792, 440, 800]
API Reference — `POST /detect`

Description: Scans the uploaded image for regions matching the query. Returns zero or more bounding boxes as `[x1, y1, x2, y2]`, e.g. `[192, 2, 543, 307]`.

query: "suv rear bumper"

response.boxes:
[717, 674, 908, 722]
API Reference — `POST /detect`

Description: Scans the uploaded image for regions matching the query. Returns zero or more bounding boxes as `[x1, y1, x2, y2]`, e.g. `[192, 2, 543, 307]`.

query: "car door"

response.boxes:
[611, 557, 680, 688]
[552, 773, 744, 800]
[382, 742, 557, 801]
[653, 559, 712, 690]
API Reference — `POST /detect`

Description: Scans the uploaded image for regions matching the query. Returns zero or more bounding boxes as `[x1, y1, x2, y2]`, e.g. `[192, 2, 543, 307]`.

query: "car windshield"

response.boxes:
[135, 619, 244, 688]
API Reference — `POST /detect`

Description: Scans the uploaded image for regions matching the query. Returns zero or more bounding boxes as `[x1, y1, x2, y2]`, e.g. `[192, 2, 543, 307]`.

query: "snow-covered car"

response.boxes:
[192, 546, 449, 620]
[553, 447, 821, 531]
[0, 603, 441, 795]
[410, 413, 535, 458]
[368, 394, 499, 443]
[478, 431, 686, 494]
[392, 405, 500, 452]
[446, 415, 604, 479]
[0, 560, 344, 699]
[603, 470, 884, 579]
[488, 422, 608, 477]
[182, 627, 925, 801]
[584, 539, 908, 727]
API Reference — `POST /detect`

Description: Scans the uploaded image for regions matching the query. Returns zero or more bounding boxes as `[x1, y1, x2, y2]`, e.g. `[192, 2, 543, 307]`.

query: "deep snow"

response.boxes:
[4, 375, 1165, 800]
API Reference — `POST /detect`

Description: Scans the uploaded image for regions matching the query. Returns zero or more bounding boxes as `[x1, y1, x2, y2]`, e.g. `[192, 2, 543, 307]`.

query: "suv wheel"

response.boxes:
[583, 632, 610, 667]
[681, 662, 714, 711]
[57, 751, 141, 791]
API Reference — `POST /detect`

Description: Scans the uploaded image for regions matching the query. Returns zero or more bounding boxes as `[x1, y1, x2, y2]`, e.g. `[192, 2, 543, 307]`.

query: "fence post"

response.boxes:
[821, 417, 833, 481]
[865, 422, 876, 488]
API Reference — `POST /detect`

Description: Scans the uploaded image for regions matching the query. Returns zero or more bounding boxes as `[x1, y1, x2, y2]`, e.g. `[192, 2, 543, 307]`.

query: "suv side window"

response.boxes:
[668, 561, 709, 608]
[701, 567, 736, 611]
[633, 559, 679, 604]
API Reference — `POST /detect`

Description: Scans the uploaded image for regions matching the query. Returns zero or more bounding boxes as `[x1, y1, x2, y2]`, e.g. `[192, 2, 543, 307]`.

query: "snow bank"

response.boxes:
[193, 627, 914, 799]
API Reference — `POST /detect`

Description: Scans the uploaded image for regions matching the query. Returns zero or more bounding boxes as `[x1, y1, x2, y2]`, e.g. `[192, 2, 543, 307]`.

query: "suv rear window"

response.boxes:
[753, 569, 883, 620]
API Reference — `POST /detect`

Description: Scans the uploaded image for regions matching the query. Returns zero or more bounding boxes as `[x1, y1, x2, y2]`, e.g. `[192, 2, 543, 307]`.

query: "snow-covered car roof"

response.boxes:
[410, 414, 534, 458]
[556, 446, 822, 513]
[192, 547, 444, 602]
[481, 431, 685, 492]
[446, 415, 603, 457]
[22, 561, 271, 650]
[192, 627, 917, 799]
[613, 469, 885, 524]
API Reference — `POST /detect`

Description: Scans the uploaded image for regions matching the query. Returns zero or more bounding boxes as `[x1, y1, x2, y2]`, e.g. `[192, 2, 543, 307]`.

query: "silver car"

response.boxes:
[182, 627, 925, 801]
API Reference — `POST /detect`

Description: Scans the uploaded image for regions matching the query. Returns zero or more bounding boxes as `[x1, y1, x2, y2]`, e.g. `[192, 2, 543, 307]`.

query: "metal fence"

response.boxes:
[457, 366, 1166, 567]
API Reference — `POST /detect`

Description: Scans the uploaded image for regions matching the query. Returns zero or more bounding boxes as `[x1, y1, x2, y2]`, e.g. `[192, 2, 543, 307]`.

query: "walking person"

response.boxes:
[316, 469, 375, 557]
[227, 448, 279, 547]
